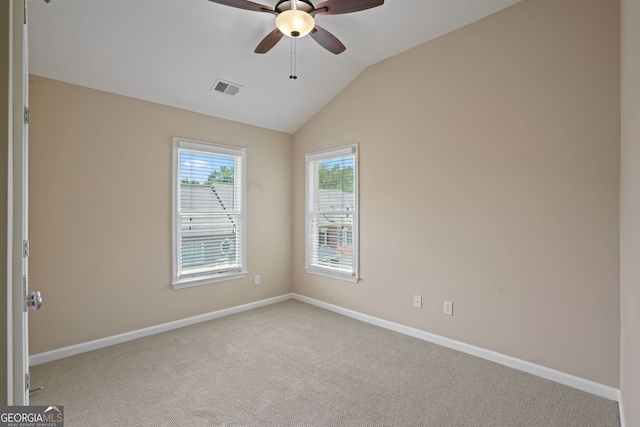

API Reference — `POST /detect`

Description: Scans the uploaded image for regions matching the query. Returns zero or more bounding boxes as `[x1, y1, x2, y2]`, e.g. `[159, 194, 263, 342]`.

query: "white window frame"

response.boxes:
[172, 137, 247, 289]
[305, 144, 359, 282]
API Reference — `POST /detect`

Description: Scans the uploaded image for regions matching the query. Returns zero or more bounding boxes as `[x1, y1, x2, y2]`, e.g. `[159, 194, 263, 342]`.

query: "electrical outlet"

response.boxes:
[413, 295, 422, 308]
[443, 300, 453, 316]
[254, 275, 261, 286]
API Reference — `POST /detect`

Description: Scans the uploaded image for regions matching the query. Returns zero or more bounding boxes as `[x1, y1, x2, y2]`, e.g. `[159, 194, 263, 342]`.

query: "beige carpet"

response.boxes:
[31, 300, 620, 427]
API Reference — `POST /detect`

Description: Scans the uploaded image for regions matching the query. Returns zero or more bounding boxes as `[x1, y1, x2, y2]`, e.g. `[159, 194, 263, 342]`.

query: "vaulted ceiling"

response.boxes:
[28, 0, 521, 134]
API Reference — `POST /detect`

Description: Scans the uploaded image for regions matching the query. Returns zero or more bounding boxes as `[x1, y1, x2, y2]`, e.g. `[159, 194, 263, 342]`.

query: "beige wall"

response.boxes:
[28, 76, 293, 354]
[620, 0, 639, 424]
[0, 0, 10, 405]
[293, 0, 620, 387]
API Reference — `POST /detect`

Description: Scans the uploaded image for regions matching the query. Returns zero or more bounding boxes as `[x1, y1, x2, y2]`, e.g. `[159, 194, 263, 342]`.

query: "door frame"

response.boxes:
[6, 0, 29, 405]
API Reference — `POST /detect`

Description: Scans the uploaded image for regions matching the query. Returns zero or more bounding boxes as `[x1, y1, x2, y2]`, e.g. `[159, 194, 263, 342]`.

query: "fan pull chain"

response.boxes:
[290, 37, 298, 80]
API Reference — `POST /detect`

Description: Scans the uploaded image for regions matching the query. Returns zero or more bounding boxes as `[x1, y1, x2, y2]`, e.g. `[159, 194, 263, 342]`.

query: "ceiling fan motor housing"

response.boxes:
[274, 0, 315, 14]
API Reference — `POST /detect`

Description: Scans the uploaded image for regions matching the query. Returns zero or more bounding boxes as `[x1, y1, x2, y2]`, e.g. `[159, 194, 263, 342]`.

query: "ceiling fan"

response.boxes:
[207, 0, 384, 55]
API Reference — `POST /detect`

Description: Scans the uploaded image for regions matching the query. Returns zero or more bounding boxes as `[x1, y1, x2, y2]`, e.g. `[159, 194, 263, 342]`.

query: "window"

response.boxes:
[172, 138, 246, 289]
[306, 144, 359, 282]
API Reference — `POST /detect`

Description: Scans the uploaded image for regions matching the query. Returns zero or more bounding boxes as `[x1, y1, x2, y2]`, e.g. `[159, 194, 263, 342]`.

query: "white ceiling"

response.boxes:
[28, 0, 521, 134]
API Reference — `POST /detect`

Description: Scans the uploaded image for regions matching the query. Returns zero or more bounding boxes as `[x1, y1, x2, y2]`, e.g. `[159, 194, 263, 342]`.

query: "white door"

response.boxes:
[8, 0, 39, 405]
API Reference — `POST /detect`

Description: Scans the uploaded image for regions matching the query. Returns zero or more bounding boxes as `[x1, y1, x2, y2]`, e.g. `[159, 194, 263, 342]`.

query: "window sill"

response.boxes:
[172, 270, 248, 289]
[305, 267, 360, 283]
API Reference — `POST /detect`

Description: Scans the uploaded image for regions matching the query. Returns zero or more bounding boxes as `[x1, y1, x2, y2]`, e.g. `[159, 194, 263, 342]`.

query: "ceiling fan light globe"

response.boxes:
[276, 9, 315, 38]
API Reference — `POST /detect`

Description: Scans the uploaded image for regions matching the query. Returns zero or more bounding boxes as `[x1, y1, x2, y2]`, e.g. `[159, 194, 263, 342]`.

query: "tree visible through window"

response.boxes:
[306, 144, 359, 282]
[172, 138, 246, 289]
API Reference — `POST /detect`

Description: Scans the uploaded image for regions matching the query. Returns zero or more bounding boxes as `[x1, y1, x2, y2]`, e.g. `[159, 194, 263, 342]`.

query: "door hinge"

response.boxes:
[24, 107, 29, 124]
[23, 0, 27, 24]
[23, 240, 30, 257]
[25, 372, 31, 391]
[23, 275, 28, 312]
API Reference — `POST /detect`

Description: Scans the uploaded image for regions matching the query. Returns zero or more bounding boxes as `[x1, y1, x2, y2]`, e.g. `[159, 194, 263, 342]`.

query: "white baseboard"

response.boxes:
[31, 291, 621, 406]
[292, 293, 621, 402]
[619, 393, 626, 427]
[30, 293, 293, 366]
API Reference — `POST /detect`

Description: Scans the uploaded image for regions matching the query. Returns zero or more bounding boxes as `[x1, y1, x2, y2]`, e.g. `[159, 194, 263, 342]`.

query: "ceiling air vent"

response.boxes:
[211, 79, 242, 97]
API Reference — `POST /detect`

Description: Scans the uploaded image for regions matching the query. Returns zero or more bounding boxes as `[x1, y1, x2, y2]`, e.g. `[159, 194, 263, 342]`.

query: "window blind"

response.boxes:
[306, 144, 358, 281]
[173, 139, 245, 285]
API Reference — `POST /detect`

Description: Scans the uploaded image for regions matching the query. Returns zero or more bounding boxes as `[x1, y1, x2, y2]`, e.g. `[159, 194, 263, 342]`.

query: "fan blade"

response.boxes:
[314, 0, 383, 15]
[255, 28, 284, 53]
[207, 0, 274, 13]
[310, 25, 346, 54]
